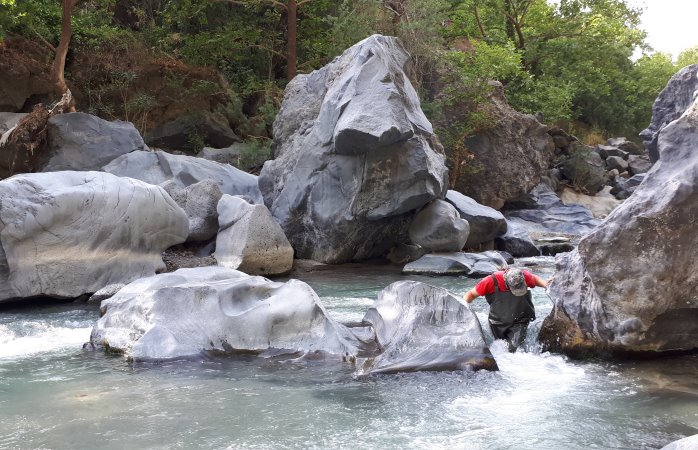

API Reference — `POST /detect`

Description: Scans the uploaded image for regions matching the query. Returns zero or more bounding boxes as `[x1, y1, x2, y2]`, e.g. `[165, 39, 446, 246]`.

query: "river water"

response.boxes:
[1, 257, 696, 450]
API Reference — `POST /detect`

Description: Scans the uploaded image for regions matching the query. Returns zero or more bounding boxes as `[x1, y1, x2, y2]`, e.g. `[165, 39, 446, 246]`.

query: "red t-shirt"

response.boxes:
[475, 270, 537, 296]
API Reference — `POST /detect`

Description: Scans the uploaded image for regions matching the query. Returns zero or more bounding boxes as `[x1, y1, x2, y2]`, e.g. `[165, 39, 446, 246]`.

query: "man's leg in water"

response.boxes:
[504, 323, 529, 352]
[489, 321, 507, 342]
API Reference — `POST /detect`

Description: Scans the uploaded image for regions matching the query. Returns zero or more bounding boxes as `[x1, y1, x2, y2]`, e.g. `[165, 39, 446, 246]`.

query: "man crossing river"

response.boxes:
[464, 268, 551, 352]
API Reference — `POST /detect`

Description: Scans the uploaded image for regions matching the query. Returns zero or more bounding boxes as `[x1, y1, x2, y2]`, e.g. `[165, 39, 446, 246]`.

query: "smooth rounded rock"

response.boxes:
[408, 200, 469, 252]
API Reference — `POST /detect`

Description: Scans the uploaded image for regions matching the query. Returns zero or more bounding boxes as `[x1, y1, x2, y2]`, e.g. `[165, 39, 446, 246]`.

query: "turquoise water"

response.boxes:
[1, 258, 696, 449]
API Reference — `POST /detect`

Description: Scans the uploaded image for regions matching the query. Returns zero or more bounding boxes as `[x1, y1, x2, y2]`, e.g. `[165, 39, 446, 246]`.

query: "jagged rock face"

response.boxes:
[456, 82, 555, 209]
[103, 150, 263, 204]
[258, 35, 447, 263]
[214, 195, 293, 276]
[0, 171, 188, 303]
[408, 199, 469, 252]
[42, 113, 148, 172]
[539, 99, 698, 357]
[355, 281, 497, 375]
[445, 190, 507, 247]
[640, 64, 698, 162]
[90, 267, 363, 361]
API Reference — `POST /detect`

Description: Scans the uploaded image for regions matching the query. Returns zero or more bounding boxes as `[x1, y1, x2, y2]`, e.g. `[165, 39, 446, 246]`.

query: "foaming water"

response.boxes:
[0, 322, 92, 359]
[0, 261, 696, 450]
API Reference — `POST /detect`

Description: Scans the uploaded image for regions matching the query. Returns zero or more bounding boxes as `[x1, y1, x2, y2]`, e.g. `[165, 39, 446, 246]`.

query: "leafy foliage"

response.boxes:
[2, 0, 694, 166]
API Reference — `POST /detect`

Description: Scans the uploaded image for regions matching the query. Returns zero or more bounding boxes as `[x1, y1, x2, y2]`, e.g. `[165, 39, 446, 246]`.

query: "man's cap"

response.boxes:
[504, 268, 528, 296]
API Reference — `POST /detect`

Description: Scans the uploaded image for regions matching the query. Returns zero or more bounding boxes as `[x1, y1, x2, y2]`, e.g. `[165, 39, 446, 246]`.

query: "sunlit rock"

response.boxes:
[539, 98, 698, 357]
[161, 179, 223, 242]
[90, 267, 363, 361]
[259, 35, 447, 263]
[0, 171, 188, 303]
[214, 195, 293, 276]
[355, 281, 497, 375]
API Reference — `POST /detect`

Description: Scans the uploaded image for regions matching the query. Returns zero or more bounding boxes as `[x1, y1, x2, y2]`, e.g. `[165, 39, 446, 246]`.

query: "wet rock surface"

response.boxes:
[355, 281, 497, 375]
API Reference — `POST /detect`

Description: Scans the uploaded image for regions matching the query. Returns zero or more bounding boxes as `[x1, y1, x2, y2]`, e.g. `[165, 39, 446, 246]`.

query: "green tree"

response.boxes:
[676, 45, 698, 69]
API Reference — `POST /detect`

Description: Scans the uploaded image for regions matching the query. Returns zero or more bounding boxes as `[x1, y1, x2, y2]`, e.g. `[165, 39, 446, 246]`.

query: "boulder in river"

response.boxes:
[355, 281, 498, 375]
[90, 267, 363, 361]
[214, 195, 294, 276]
[258, 35, 447, 263]
[0, 171, 188, 303]
[494, 220, 541, 258]
[161, 179, 223, 242]
[539, 96, 698, 357]
[445, 190, 507, 248]
[408, 199, 469, 252]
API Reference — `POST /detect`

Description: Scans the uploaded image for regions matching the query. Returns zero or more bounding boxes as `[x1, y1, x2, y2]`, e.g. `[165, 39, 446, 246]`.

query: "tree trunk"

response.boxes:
[51, 0, 77, 111]
[287, 0, 297, 80]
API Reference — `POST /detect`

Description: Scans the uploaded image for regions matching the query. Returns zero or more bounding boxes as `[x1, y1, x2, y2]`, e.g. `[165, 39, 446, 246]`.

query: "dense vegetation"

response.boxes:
[1, 0, 697, 153]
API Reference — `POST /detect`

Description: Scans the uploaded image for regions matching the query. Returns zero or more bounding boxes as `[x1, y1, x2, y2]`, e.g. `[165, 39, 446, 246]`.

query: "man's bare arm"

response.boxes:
[533, 275, 552, 289]
[464, 288, 480, 303]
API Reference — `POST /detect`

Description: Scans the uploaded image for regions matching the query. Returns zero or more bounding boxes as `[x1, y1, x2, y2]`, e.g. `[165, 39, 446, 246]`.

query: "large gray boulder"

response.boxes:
[214, 195, 293, 276]
[456, 81, 555, 209]
[640, 64, 698, 162]
[494, 220, 540, 257]
[0, 171, 188, 303]
[103, 150, 263, 204]
[90, 267, 363, 361]
[161, 179, 223, 242]
[539, 97, 698, 357]
[445, 190, 507, 247]
[355, 281, 497, 375]
[408, 199, 469, 252]
[258, 35, 447, 263]
[42, 113, 148, 172]
[559, 145, 607, 194]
